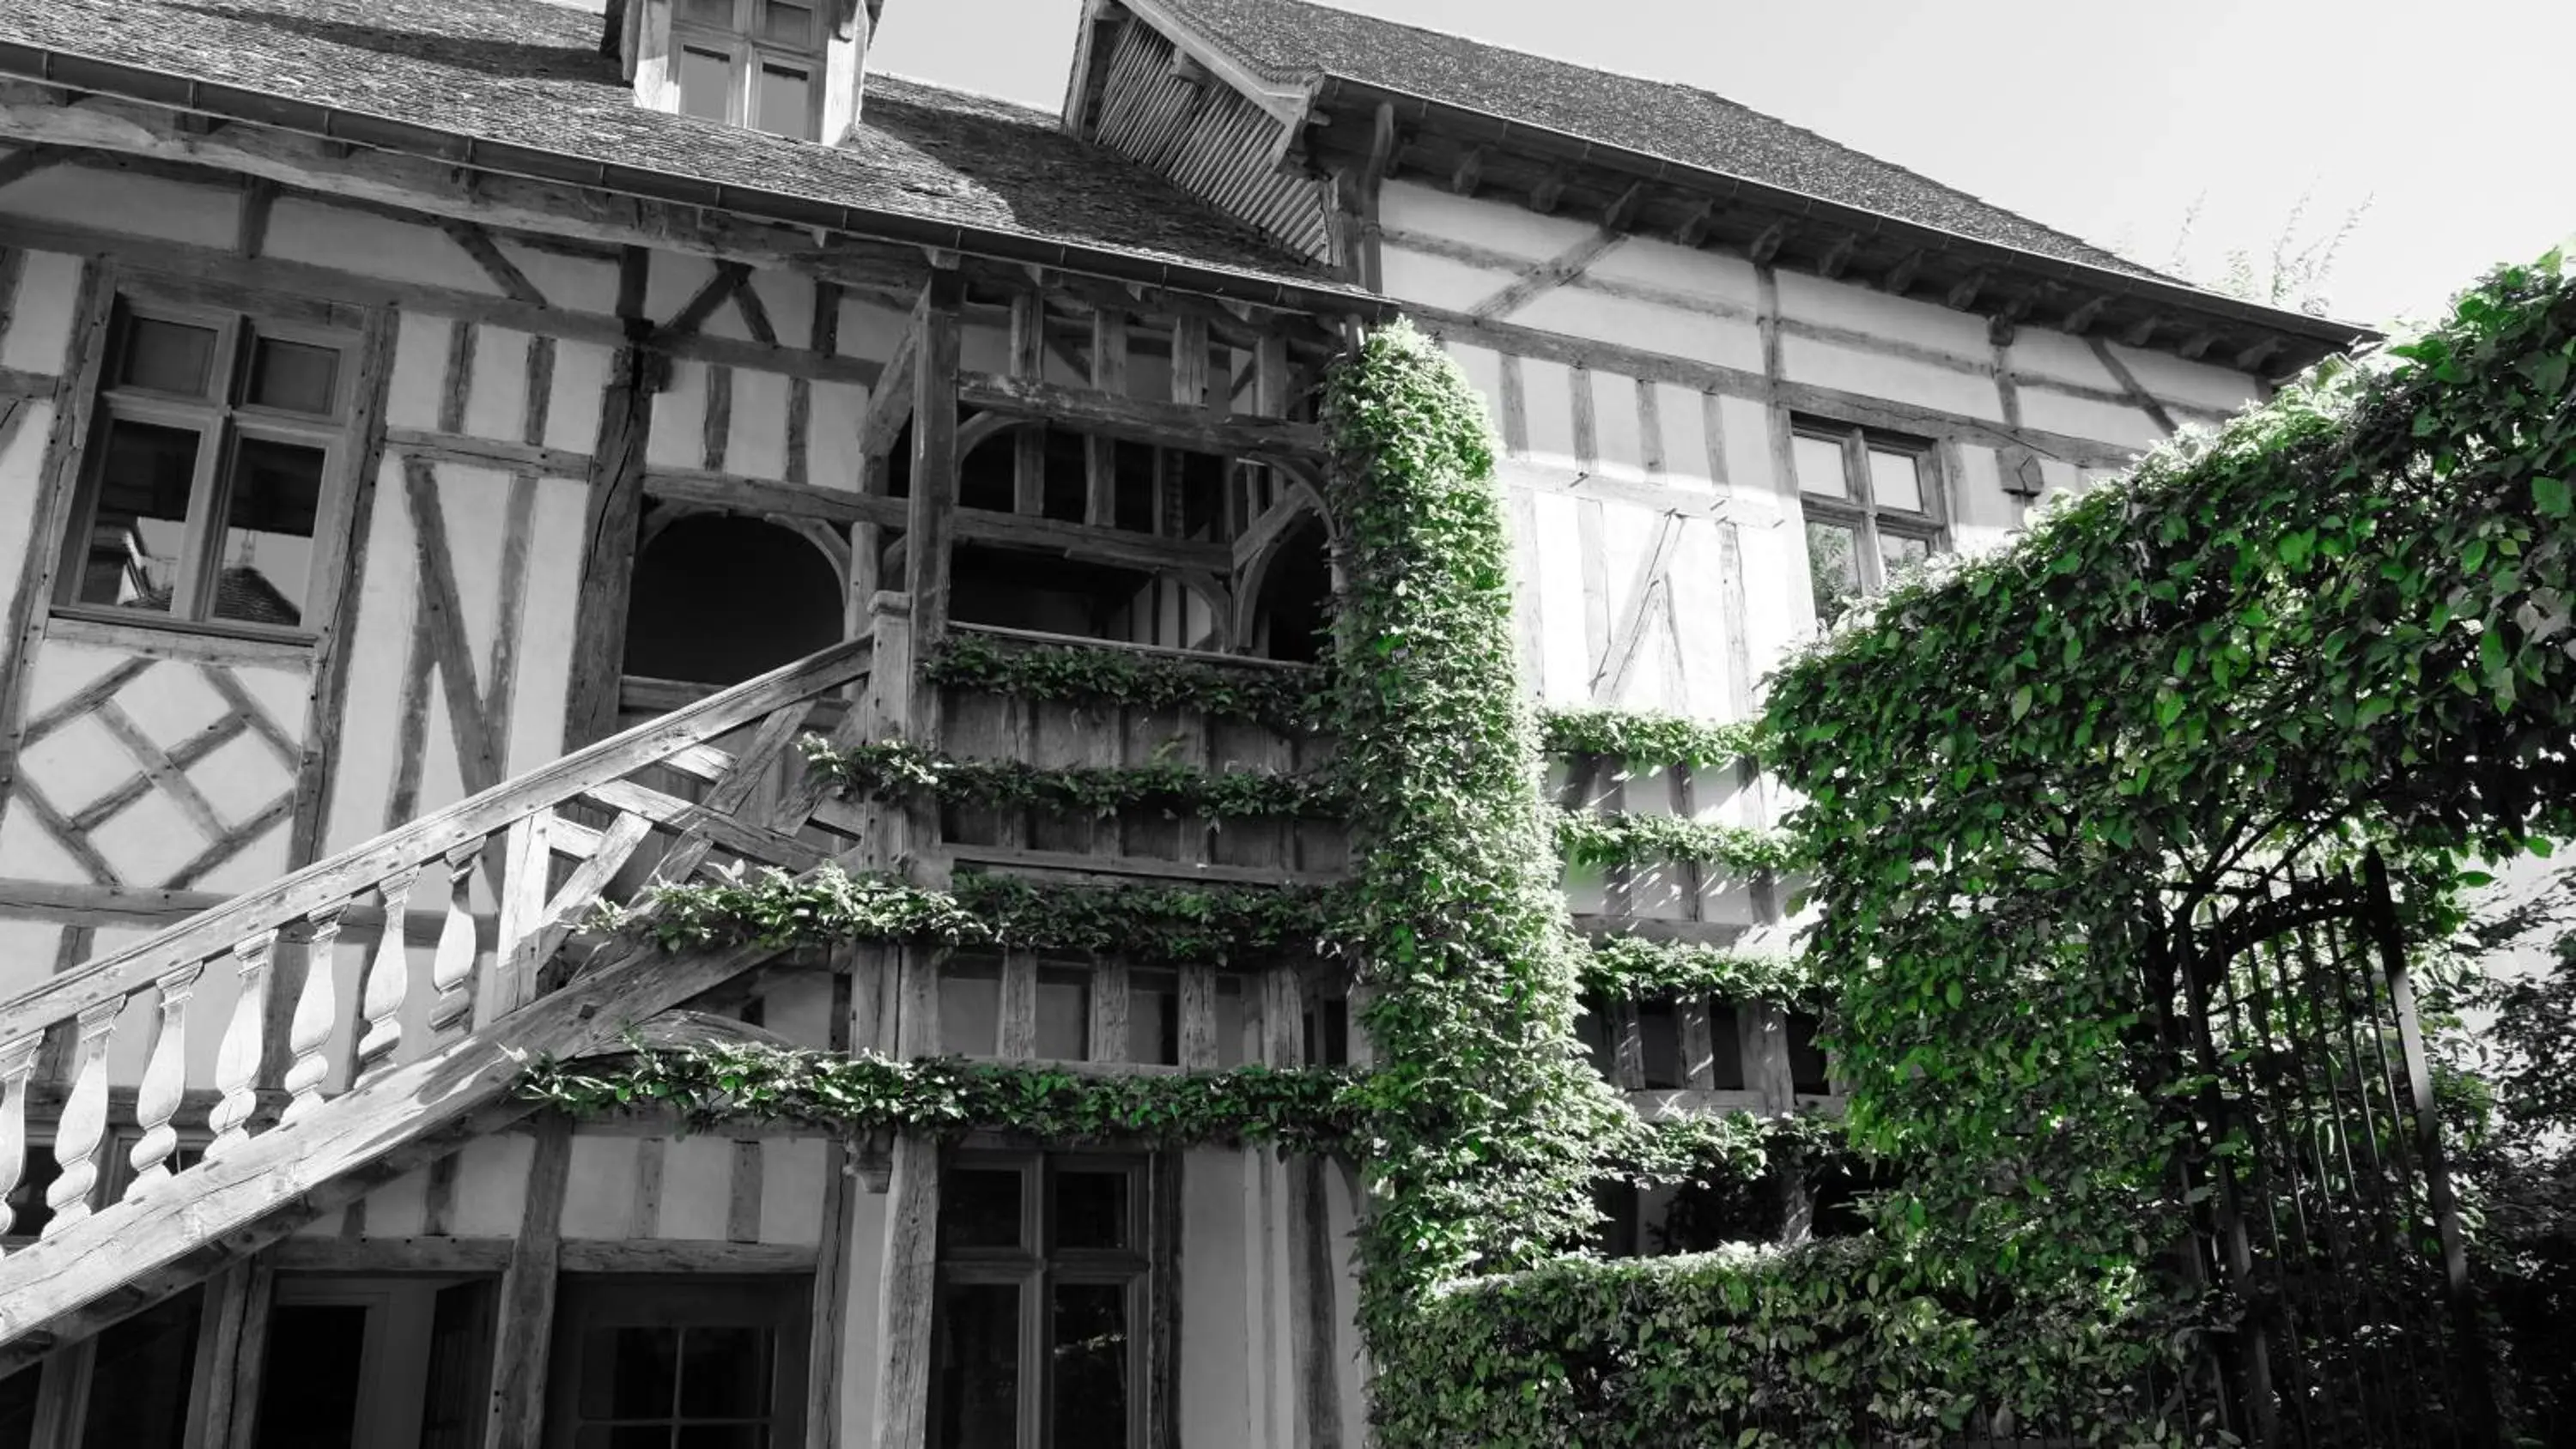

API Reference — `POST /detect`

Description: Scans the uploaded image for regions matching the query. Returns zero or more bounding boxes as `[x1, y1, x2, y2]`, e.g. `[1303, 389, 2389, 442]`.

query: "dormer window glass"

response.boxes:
[672, 0, 824, 140]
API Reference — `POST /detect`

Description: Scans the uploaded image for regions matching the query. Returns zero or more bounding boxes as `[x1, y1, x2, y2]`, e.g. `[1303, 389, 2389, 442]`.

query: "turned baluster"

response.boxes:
[205, 931, 279, 1161]
[425, 840, 482, 1041]
[279, 902, 350, 1125]
[355, 865, 421, 1084]
[126, 960, 207, 1196]
[43, 999, 123, 1234]
[0, 1034, 39, 1247]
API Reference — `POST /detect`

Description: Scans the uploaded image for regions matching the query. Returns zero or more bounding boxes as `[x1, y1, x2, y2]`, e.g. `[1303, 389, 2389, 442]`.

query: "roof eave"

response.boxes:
[1310, 75, 2378, 356]
[0, 39, 1393, 323]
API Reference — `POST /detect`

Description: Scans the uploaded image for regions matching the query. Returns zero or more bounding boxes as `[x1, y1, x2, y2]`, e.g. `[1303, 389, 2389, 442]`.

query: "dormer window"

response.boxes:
[674, 0, 824, 139]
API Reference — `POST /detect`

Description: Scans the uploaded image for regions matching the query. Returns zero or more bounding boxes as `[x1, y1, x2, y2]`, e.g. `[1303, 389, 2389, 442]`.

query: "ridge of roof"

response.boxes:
[1146, 0, 2176, 284]
[0, 0, 1346, 300]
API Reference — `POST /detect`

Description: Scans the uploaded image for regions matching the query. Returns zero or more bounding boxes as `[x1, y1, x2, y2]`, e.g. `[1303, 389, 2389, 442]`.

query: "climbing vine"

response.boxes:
[1577, 935, 1820, 1010]
[922, 632, 1327, 733]
[1539, 705, 1761, 769]
[523, 1039, 1359, 1150]
[1549, 807, 1799, 871]
[639, 864, 1342, 968]
[801, 737, 1345, 820]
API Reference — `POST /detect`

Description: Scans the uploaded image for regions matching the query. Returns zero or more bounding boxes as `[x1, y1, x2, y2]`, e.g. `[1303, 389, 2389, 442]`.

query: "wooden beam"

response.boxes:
[1084, 308, 1128, 527]
[0, 144, 61, 192]
[957, 373, 1328, 464]
[667, 262, 752, 336]
[1674, 198, 1717, 249]
[1745, 222, 1787, 266]
[859, 286, 929, 461]
[2233, 335, 2285, 372]
[1945, 270, 1988, 311]
[483, 1113, 571, 1449]
[1449, 146, 1485, 197]
[1601, 180, 1648, 233]
[2086, 336, 2181, 437]
[1528, 171, 1566, 215]
[2061, 294, 2111, 336]
[1465, 229, 1627, 322]
[2121, 314, 2164, 349]
[442, 222, 548, 308]
[2177, 327, 2220, 361]
[1883, 248, 1925, 295]
[1815, 232, 1858, 280]
[905, 270, 965, 646]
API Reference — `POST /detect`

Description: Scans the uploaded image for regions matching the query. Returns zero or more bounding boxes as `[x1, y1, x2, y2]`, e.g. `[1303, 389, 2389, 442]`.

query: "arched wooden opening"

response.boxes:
[623, 512, 846, 687]
[1243, 513, 1331, 663]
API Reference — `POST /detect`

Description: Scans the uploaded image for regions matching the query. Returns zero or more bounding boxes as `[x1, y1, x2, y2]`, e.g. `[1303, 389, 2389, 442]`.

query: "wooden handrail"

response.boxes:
[950, 621, 1324, 674]
[0, 636, 872, 1046]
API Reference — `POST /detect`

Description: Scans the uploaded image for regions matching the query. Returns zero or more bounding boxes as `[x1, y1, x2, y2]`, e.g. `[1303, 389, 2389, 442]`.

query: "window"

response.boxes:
[1791, 421, 1942, 626]
[932, 1154, 1152, 1449]
[672, 0, 824, 139]
[59, 300, 355, 634]
[546, 1276, 811, 1449]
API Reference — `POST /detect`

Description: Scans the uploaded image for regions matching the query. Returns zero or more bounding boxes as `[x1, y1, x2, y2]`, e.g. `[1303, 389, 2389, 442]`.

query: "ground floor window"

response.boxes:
[932, 1152, 1153, 1449]
[546, 1276, 810, 1449]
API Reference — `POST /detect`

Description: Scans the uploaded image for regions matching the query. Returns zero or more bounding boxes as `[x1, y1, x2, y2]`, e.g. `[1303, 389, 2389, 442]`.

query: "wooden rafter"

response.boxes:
[441, 221, 547, 307]
[2061, 294, 2111, 336]
[1816, 233, 1858, 280]
[1746, 222, 1788, 266]
[1450, 146, 1485, 197]
[1883, 248, 1925, 295]
[1674, 198, 1718, 249]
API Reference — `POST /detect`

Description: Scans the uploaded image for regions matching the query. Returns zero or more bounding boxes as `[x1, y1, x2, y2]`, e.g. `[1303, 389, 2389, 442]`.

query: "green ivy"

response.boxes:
[523, 1039, 1358, 1150]
[801, 736, 1346, 821]
[1539, 706, 1761, 769]
[1578, 935, 1822, 1011]
[1321, 323, 1639, 1351]
[1375, 1241, 2176, 1448]
[639, 864, 1342, 968]
[924, 633, 1327, 733]
[1550, 808, 1800, 872]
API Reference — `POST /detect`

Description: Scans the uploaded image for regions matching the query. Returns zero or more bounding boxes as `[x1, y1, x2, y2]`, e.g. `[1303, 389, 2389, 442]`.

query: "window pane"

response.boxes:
[932, 1282, 1019, 1449]
[251, 1305, 368, 1449]
[679, 0, 734, 26]
[1637, 1000, 1684, 1089]
[1868, 448, 1925, 512]
[1882, 533, 1933, 580]
[677, 1429, 763, 1449]
[1035, 968, 1088, 1062]
[1788, 1012, 1832, 1095]
[81, 1288, 203, 1449]
[580, 1326, 681, 1418]
[1054, 1169, 1129, 1251]
[679, 47, 732, 122]
[246, 336, 341, 415]
[1791, 434, 1849, 498]
[761, 0, 816, 45]
[118, 317, 218, 397]
[938, 964, 1000, 1055]
[213, 437, 324, 627]
[1806, 519, 1862, 626]
[1048, 1283, 1129, 1449]
[75, 419, 200, 613]
[677, 1325, 772, 1418]
[1129, 971, 1176, 1067]
[755, 64, 814, 139]
[940, 1168, 1024, 1250]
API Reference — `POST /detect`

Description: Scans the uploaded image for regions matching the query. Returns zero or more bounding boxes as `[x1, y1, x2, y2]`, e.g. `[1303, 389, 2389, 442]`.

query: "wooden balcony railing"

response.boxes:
[0, 637, 873, 1261]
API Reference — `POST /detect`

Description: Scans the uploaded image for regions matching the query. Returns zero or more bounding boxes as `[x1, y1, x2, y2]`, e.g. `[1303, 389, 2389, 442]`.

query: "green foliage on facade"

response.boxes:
[1577, 935, 1820, 1010]
[1537, 706, 1761, 769]
[800, 736, 1346, 820]
[921, 631, 1326, 732]
[522, 1040, 1360, 1150]
[1548, 807, 1799, 872]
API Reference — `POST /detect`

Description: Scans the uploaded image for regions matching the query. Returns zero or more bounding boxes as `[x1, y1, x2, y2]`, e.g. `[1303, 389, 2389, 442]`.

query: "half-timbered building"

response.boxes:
[0, 0, 2364, 1444]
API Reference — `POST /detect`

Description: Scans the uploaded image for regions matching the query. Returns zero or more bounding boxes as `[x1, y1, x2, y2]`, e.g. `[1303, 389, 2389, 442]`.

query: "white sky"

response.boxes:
[866, 0, 2576, 330]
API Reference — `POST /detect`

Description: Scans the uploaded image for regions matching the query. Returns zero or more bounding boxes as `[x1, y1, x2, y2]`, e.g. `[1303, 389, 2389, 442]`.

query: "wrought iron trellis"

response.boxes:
[2147, 850, 2499, 1448]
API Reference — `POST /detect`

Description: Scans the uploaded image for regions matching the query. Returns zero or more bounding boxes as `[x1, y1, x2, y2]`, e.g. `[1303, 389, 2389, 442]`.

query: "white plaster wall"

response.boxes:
[0, 167, 238, 252]
[264, 198, 501, 296]
[1180, 1146, 1253, 1443]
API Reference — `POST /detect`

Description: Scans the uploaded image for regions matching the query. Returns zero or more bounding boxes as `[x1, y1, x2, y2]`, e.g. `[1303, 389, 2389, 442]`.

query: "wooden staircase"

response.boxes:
[0, 635, 878, 1362]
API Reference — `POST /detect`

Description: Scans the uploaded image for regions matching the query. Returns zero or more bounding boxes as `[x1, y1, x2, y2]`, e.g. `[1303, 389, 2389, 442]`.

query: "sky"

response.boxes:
[857, 0, 2576, 331]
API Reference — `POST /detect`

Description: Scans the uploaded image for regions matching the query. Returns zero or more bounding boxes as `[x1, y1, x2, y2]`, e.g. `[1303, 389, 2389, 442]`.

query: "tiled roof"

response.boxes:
[1152, 0, 2164, 280]
[0, 0, 1334, 289]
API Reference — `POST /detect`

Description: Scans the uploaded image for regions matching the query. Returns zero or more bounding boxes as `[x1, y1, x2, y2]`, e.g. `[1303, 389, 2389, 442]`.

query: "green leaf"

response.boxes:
[2535, 476, 2571, 518]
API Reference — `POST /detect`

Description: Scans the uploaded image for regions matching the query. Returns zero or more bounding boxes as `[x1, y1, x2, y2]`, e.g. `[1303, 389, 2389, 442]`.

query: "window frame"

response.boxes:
[55, 291, 362, 644]
[1790, 419, 1946, 625]
[671, 0, 828, 140]
[931, 1150, 1156, 1449]
[543, 1273, 812, 1449]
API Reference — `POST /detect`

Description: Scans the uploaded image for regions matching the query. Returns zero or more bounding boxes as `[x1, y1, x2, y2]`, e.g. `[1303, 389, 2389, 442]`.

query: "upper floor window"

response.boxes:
[675, 0, 824, 140]
[58, 298, 358, 635]
[1792, 421, 1943, 627]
